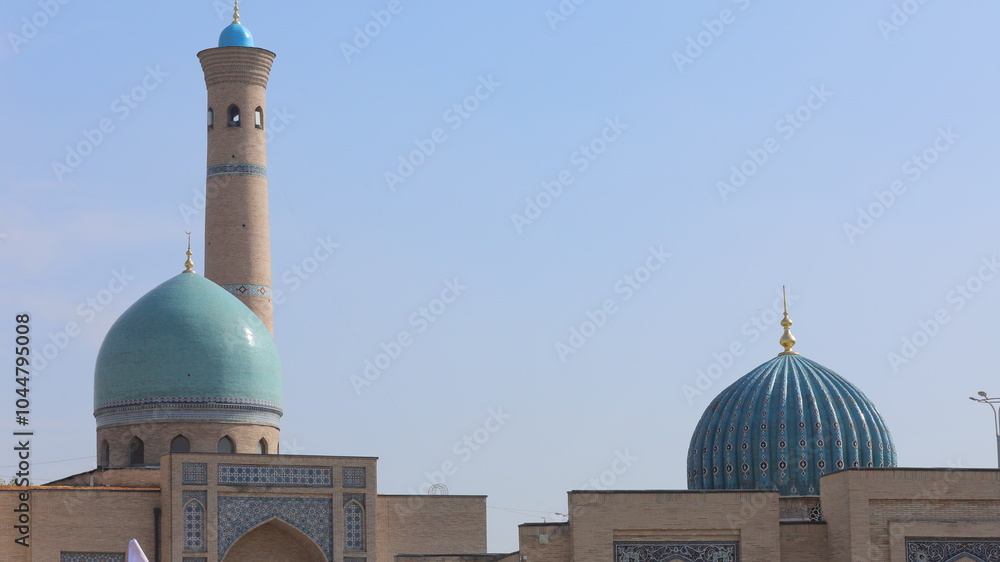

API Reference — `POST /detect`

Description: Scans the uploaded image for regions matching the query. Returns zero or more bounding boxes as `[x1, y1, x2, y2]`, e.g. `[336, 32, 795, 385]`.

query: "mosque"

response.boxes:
[3, 6, 1000, 562]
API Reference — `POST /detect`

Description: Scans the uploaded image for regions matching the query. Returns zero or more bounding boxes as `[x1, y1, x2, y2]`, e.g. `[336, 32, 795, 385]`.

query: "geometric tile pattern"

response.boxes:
[218, 464, 333, 487]
[207, 163, 267, 178]
[218, 496, 333, 561]
[688, 353, 897, 496]
[343, 493, 365, 507]
[614, 542, 739, 562]
[343, 466, 366, 488]
[183, 491, 207, 553]
[60, 554, 125, 562]
[345, 501, 364, 551]
[219, 283, 273, 299]
[182, 463, 208, 485]
[906, 539, 1000, 562]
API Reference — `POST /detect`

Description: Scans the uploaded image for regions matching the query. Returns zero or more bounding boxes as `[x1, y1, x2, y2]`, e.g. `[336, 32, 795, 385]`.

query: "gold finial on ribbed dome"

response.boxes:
[778, 285, 798, 355]
[232, 1, 241, 24]
[184, 232, 195, 273]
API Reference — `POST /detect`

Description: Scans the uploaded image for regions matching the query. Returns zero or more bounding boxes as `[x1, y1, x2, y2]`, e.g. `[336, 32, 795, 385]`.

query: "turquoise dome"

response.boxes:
[687, 353, 896, 496]
[94, 272, 281, 428]
[219, 23, 254, 47]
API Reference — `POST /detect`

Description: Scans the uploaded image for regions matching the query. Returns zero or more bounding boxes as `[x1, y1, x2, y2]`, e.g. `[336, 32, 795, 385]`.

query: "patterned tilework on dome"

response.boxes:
[615, 542, 738, 562]
[687, 353, 896, 496]
[217, 496, 333, 560]
[906, 539, 1000, 562]
[218, 464, 333, 487]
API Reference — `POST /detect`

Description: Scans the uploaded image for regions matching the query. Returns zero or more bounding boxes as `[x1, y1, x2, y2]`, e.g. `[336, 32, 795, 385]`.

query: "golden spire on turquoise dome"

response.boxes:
[184, 232, 195, 273]
[232, 1, 241, 24]
[778, 285, 798, 355]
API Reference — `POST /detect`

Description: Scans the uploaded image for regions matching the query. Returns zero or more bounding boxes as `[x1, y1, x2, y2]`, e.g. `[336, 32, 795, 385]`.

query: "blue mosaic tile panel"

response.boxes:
[207, 163, 267, 178]
[218, 464, 333, 487]
[183, 492, 207, 553]
[218, 496, 333, 561]
[615, 542, 739, 562]
[344, 493, 365, 507]
[345, 501, 364, 551]
[61, 554, 125, 562]
[906, 539, 1000, 562]
[182, 463, 208, 485]
[343, 466, 366, 488]
[220, 283, 273, 299]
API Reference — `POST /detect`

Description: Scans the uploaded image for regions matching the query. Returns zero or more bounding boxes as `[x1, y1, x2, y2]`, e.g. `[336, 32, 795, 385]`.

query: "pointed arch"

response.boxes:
[127, 436, 144, 466]
[227, 104, 241, 127]
[222, 517, 326, 562]
[183, 497, 206, 552]
[344, 499, 365, 551]
[218, 435, 235, 454]
[207, 107, 214, 130]
[170, 435, 191, 453]
[254, 106, 263, 129]
[258, 438, 268, 454]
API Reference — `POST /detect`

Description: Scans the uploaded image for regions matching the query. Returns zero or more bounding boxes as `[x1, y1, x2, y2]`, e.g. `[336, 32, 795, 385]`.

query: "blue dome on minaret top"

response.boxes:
[219, 23, 254, 47]
[687, 305, 896, 496]
[93, 270, 282, 428]
[218, 2, 254, 47]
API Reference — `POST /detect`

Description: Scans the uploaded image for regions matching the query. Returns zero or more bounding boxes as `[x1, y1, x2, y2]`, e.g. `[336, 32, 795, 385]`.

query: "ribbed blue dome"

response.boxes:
[687, 353, 896, 496]
[94, 272, 282, 428]
[219, 23, 254, 47]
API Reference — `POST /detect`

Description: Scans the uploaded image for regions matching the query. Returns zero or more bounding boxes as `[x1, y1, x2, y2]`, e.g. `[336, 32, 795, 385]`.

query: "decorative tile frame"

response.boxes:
[218, 496, 333, 561]
[60, 554, 125, 562]
[906, 539, 1000, 562]
[207, 163, 267, 178]
[344, 495, 365, 552]
[182, 462, 208, 485]
[183, 491, 208, 553]
[614, 541, 739, 562]
[343, 466, 366, 488]
[218, 464, 333, 487]
[219, 283, 273, 299]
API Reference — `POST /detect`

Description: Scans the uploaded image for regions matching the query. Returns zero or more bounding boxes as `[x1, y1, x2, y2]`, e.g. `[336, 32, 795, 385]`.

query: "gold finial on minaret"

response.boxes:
[184, 232, 196, 273]
[778, 285, 799, 355]
[232, 1, 241, 24]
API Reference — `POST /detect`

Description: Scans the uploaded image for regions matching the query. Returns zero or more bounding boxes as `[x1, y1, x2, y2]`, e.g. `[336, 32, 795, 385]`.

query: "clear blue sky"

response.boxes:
[3, 0, 1000, 553]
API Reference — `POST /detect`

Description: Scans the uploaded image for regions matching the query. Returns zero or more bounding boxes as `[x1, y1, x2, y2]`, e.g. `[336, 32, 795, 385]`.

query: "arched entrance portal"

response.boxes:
[222, 518, 327, 562]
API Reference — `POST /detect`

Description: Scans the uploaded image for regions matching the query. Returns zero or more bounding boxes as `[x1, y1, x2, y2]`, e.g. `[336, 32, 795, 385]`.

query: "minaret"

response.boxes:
[198, 2, 276, 333]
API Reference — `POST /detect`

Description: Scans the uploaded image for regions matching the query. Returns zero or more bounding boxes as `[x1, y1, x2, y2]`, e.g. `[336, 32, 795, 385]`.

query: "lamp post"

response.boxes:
[969, 391, 1000, 468]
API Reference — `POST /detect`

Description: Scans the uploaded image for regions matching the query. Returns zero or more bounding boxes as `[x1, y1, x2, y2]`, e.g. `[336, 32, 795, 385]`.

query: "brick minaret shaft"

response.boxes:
[198, 45, 276, 333]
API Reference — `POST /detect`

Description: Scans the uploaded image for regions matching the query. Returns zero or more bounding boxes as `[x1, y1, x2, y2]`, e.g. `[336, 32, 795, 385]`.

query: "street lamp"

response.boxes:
[969, 391, 1000, 468]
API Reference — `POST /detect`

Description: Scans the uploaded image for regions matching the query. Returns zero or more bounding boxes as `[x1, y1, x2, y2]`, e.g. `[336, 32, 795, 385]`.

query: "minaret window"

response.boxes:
[99, 440, 109, 468]
[127, 437, 144, 466]
[254, 106, 263, 129]
[218, 435, 235, 454]
[258, 438, 268, 454]
[227, 104, 241, 127]
[171, 435, 191, 453]
[207, 107, 214, 130]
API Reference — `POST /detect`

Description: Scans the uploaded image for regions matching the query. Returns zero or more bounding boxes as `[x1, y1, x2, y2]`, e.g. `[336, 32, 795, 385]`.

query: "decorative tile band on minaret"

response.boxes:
[197, 9, 276, 334]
